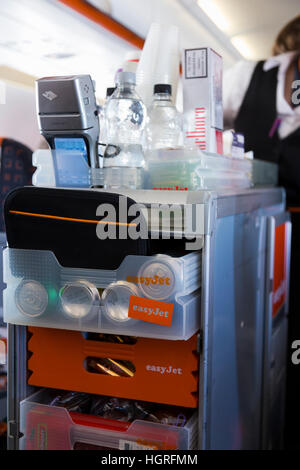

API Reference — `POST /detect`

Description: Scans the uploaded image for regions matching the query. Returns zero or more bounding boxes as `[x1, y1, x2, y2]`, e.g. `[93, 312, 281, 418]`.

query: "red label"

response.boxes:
[185, 107, 207, 151]
[216, 130, 223, 154]
[128, 296, 174, 327]
[272, 223, 288, 318]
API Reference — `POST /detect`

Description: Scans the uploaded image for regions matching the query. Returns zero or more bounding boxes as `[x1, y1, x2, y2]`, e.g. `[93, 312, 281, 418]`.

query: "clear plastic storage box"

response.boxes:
[146, 148, 252, 190]
[252, 159, 278, 187]
[32, 148, 253, 191]
[20, 389, 198, 450]
[3, 248, 201, 340]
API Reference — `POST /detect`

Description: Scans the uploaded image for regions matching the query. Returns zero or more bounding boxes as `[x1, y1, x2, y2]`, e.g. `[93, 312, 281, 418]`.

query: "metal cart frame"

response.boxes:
[6, 187, 291, 450]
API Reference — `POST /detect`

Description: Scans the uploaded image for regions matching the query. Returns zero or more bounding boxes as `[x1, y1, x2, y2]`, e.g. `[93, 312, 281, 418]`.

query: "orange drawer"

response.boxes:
[28, 327, 199, 408]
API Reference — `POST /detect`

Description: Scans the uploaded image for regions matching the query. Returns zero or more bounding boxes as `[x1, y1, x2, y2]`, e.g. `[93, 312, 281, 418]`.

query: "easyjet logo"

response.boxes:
[146, 364, 182, 375]
[128, 296, 174, 327]
[152, 186, 188, 191]
[136, 439, 160, 450]
[126, 275, 171, 286]
[132, 305, 170, 318]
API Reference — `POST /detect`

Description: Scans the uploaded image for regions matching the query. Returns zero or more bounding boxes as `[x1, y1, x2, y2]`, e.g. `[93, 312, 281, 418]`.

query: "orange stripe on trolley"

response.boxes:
[288, 207, 300, 213]
[9, 210, 137, 227]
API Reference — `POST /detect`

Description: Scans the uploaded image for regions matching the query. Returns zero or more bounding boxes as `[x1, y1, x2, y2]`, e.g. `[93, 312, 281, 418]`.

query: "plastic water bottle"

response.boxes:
[145, 84, 181, 151]
[103, 71, 146, 189]
[100, 87, 115, 141]
[99, 87, 115, 164]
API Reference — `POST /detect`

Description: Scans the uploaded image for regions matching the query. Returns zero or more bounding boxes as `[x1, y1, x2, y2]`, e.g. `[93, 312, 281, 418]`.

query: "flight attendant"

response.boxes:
[223, 15, 300, 449]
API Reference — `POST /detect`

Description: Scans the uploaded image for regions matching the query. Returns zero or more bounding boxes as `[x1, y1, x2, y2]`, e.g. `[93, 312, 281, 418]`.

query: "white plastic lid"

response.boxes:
[137, 258, 176, 300]
[15, 280, 48, 317]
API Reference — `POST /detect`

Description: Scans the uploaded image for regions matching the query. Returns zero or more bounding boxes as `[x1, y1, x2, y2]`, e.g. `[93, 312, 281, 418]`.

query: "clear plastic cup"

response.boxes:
[136, 23, 179, 107]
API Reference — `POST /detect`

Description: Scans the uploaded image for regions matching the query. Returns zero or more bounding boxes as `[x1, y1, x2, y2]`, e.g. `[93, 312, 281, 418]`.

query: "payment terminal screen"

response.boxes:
[54, 137, 89, 164]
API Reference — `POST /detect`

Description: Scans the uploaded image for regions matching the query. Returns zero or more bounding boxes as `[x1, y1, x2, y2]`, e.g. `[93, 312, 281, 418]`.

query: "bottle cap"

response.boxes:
[154, 84, 172, 95]
[115, 71, 136, 86]
[106, 87, 116, 98]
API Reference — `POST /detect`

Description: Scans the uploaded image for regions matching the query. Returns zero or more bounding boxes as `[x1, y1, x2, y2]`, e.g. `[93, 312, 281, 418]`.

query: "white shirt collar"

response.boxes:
[263, 51, 298, 72]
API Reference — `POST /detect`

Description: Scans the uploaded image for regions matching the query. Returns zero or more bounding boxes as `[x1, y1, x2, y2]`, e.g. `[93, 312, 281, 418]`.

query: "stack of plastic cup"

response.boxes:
[136, 22, 180, 108]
